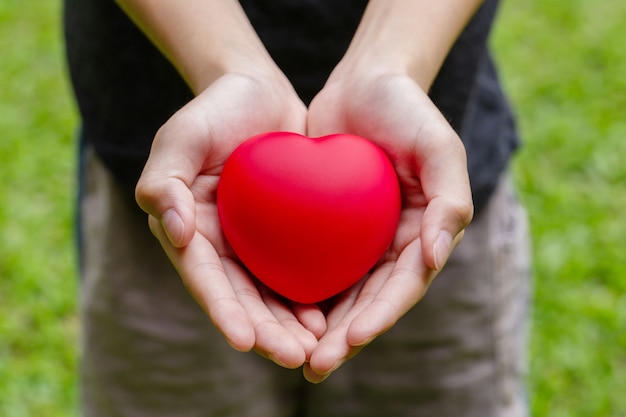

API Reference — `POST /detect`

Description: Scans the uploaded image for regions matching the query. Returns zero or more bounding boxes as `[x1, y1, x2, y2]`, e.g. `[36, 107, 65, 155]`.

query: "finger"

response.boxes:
[302, 343, 365, 384]
[416, 127, 474, 271]
[305, 284, 368, 379]
[261, 295, 320, 363]
[346, 238, 433, 347]
[420, 195, 472, 271]
[291, 303, 327, 340]
[148, 215, 256, 352]
[135, 107, 211, 248]
[304, 246, 422, 382]
[302, 363, 327, 384]
[225, 268, 310, 369]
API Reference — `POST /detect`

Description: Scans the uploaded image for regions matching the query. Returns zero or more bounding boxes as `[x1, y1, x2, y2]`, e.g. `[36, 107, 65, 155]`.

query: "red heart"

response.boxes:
[216, 132, 401, 303]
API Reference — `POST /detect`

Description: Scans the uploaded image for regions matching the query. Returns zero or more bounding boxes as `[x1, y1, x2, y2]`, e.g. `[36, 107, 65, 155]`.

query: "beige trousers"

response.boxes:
[79, 149, 532, 417]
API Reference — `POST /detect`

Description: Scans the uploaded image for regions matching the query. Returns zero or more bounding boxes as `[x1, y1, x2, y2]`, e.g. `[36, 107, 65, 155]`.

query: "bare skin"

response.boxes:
[127, 0, 477, 380]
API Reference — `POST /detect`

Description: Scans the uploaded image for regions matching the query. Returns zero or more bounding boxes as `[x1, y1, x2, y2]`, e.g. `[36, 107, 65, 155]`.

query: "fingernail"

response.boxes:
[433, 231, 453, 271]
[315, 373, 331, 384]
[353, 336, 375, 347]
[326, 359, 344, 375]
[268, 354, 290, 369]
[162, 209, 185, 247]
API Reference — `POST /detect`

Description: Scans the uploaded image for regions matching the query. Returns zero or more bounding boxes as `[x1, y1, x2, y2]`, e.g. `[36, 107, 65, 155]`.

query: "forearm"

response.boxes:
[339, 0, 483, 90]
[115, 0, 276, 93]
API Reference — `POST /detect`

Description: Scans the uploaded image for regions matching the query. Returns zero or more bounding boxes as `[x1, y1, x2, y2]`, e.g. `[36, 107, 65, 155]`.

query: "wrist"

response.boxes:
[116, 0, 281, 94]
[187, 49, 282, 96]
[335, 0, 483, 90]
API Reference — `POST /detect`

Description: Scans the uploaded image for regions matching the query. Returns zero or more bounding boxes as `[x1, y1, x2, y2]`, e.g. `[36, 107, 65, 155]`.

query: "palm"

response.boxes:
[188, 172, 230, 257]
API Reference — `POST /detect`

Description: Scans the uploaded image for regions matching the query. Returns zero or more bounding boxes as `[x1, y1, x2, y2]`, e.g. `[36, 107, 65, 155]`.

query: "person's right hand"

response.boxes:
[135, 70, 327, 369]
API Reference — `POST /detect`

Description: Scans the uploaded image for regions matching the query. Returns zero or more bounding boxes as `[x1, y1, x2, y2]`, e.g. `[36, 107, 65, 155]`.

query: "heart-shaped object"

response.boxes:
[216, 132, 401, 303]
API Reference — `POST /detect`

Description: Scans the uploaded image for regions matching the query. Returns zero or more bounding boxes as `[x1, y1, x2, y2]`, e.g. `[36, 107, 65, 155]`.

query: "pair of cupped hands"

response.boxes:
[135, 67, 474, 383]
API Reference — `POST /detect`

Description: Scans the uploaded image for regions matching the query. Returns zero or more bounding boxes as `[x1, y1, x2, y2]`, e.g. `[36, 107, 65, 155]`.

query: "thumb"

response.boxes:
[418, 135, 474, 271]
[421, 197, 472, 271]
[135, 114, 206, 248]
[136, 174, 196, 248]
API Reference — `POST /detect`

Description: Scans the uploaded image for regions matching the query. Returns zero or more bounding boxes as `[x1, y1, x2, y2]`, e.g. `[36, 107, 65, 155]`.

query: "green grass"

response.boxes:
[493, 0, 626, 415]
[0, 0, 78, 415]
[1, 0, 625, 416]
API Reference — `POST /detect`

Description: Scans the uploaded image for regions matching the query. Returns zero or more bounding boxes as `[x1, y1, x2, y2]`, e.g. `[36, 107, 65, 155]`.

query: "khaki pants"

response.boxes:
[79, 148, 532, 417]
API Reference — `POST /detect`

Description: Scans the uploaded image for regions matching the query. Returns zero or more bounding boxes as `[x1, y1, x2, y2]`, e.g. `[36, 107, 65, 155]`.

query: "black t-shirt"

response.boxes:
[64, 0, 518, 213]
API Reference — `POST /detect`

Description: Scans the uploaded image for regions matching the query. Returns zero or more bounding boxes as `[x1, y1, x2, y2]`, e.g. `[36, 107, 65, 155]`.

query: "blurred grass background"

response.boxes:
[0, 0, 78, 416]
[493, 0, 626, 415]
[0, 0, 624, 416]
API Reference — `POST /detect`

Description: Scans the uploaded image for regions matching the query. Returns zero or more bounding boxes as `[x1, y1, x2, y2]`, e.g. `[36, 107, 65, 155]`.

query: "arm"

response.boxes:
[340, 0, 483, 90]
[304, 0, 479, 382]
[115, 0, 273, 93]
[122, 0, 323, 368]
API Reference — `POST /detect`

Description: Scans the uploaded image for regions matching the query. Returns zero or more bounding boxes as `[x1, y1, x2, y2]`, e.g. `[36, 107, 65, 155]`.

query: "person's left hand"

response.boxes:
[302, 70, 474, 383]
